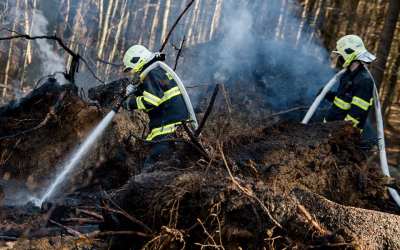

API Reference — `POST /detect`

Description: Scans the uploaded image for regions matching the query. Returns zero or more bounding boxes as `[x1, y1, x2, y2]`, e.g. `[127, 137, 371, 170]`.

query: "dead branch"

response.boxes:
[297, 204, 330, 236]
[101, 194, 153, 234]
[0, 30, 104, 83]
[159, 0, 195, 52]
[49, 219, 86, 238]
[76, 208, 104, 221]
[264, 106, 309, 119]
[195, 84, 220, 137]
[174, 36, 186, 70]
[62, 217, 102, 224]
[87, 230, 151, 238]
[182, 123, 210, 160]
[96, 58, 123, 67]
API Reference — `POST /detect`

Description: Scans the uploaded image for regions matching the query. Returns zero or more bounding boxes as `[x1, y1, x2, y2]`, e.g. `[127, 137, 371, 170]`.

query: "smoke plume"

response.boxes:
[180, 0, 334, 112]
[31, 9, 65, 77]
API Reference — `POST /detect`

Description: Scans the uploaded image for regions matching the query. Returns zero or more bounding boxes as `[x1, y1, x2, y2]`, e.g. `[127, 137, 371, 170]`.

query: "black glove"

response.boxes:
[325, 91, 336, 102]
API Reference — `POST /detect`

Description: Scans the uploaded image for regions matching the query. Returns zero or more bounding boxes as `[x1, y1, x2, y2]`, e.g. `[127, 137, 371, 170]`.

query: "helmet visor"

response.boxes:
[357, 51, 376, 63]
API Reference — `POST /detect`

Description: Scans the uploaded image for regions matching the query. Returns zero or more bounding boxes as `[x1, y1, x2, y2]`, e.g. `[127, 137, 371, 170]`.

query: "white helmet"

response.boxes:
[333, 35, 376, 68]
[123, 45, 154, 73]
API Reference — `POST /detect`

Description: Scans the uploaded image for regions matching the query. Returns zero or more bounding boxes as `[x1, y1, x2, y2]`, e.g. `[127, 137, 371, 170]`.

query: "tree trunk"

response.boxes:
[370, 0, 400, 89]
[382, 41, 400, 119]
[3, 0, 21, 98]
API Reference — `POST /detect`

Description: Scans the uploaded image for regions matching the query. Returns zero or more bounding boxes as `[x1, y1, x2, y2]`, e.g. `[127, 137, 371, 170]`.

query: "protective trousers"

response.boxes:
[143, 134, 176, 172]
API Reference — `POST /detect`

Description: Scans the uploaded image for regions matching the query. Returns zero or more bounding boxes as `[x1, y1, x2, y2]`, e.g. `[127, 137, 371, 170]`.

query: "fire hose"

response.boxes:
[302, 68, 400, 208]
[140, 61, 199, 130]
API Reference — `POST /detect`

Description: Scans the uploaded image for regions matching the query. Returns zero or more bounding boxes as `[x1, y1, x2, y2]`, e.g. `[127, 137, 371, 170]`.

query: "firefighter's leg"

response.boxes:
[143, 134, 175, 172]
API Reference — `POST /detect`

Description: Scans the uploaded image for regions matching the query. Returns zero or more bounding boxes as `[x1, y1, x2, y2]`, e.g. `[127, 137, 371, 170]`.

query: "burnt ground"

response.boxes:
[0, 82, 399, 249]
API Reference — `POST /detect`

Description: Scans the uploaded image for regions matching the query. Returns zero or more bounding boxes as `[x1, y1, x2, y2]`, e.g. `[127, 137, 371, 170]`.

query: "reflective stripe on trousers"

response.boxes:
[146, 122, 182, 141]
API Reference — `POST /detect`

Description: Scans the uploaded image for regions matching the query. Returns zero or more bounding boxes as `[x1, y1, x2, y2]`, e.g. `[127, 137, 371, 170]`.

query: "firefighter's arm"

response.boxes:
[345, 78, 373, 128]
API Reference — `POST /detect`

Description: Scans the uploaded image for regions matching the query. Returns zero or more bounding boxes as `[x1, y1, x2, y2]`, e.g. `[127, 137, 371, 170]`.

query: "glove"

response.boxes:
[125, 84, 136, 96]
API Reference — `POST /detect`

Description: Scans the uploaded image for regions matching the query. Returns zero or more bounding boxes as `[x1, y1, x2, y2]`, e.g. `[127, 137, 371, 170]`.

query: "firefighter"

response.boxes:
[323, 35, 376, 131]
[121, 45, 190, 171]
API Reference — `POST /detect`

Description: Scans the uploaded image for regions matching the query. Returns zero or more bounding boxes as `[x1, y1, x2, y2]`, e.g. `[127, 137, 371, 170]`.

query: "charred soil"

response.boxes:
[0, 82, 398, 250]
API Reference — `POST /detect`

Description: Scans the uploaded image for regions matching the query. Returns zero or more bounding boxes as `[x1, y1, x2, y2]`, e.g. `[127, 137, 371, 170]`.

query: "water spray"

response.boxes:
[302, 67, 400, 208]
[30, 94, 128, 208]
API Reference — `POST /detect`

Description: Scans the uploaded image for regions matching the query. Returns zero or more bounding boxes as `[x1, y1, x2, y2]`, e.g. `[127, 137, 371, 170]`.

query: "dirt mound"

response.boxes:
[104, 122, 399, 249]
[0, 80, 399, 249]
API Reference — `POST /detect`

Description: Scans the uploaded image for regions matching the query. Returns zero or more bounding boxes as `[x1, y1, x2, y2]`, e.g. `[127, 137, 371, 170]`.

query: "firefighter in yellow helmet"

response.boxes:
[122, 45, 191, 172]
[323, 35, 376, 131]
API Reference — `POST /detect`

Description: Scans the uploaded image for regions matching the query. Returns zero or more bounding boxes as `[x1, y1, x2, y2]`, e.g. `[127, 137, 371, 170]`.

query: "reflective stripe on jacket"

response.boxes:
[324, 64, 374, 130]
[124, 66, 189, 140]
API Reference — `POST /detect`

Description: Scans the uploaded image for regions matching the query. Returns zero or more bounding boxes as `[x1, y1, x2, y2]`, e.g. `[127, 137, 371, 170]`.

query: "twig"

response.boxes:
[0, 236, 18, 241]
[87, 230, 151, 238]
[196, 218, 219, 248]
[101, 206, 153, 234]
[195, 84, 220, 137]
[264, 106, 309, 119]
[159, 0, 195, 52]
[49, 219, 85, 238]
[297, 204, 330, 236]
[174, 36, 186, 70]
[62, 217, 102, 224]
[96, 58, 123, 67]
[218, 143, 282, 229]
[101, 194, 153, 234]
[76, 208, 104, 220]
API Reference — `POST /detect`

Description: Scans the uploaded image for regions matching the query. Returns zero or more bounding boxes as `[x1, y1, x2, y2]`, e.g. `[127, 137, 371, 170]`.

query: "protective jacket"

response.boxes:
[123, 64, 189, 141]
[324, 64, 374, 130]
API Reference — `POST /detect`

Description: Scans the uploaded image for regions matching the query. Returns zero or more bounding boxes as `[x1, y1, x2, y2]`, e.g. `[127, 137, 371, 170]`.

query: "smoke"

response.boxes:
[31, 9, 65, 76]
[181, 0, 334, 112]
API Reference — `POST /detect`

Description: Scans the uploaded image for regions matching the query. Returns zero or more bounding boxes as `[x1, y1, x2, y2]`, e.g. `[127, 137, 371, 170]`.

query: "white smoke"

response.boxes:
[31, 9, 65, 76]
[181, 0, 334, 110]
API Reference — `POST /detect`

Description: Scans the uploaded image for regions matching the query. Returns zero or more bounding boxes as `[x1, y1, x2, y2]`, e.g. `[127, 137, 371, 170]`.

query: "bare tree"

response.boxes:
[371, 0, 400, 89]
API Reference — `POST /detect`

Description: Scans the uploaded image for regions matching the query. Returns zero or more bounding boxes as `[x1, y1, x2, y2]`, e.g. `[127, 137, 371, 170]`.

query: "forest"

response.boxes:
[0, 0, 399, 249]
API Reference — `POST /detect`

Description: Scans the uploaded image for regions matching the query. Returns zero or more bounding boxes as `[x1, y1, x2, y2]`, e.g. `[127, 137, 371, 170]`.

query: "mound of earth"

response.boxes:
[0, 79, 398, 249]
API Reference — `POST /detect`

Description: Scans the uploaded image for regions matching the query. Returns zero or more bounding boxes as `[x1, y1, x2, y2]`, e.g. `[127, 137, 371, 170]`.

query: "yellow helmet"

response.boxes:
[123, 45, 154, 73]
[333, 35, 376, 68]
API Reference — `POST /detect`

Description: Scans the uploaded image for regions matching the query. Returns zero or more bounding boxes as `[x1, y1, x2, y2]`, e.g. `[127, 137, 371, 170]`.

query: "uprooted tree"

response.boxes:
[0, 69, 399, 249]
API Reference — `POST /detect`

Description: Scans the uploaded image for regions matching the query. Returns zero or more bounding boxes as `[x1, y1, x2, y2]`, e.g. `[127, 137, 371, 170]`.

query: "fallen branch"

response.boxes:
[76, 208, 104, 221]
[195, 84, 220, 137]
[159, 0, 195, 52]
[49, 219, 86, 238]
